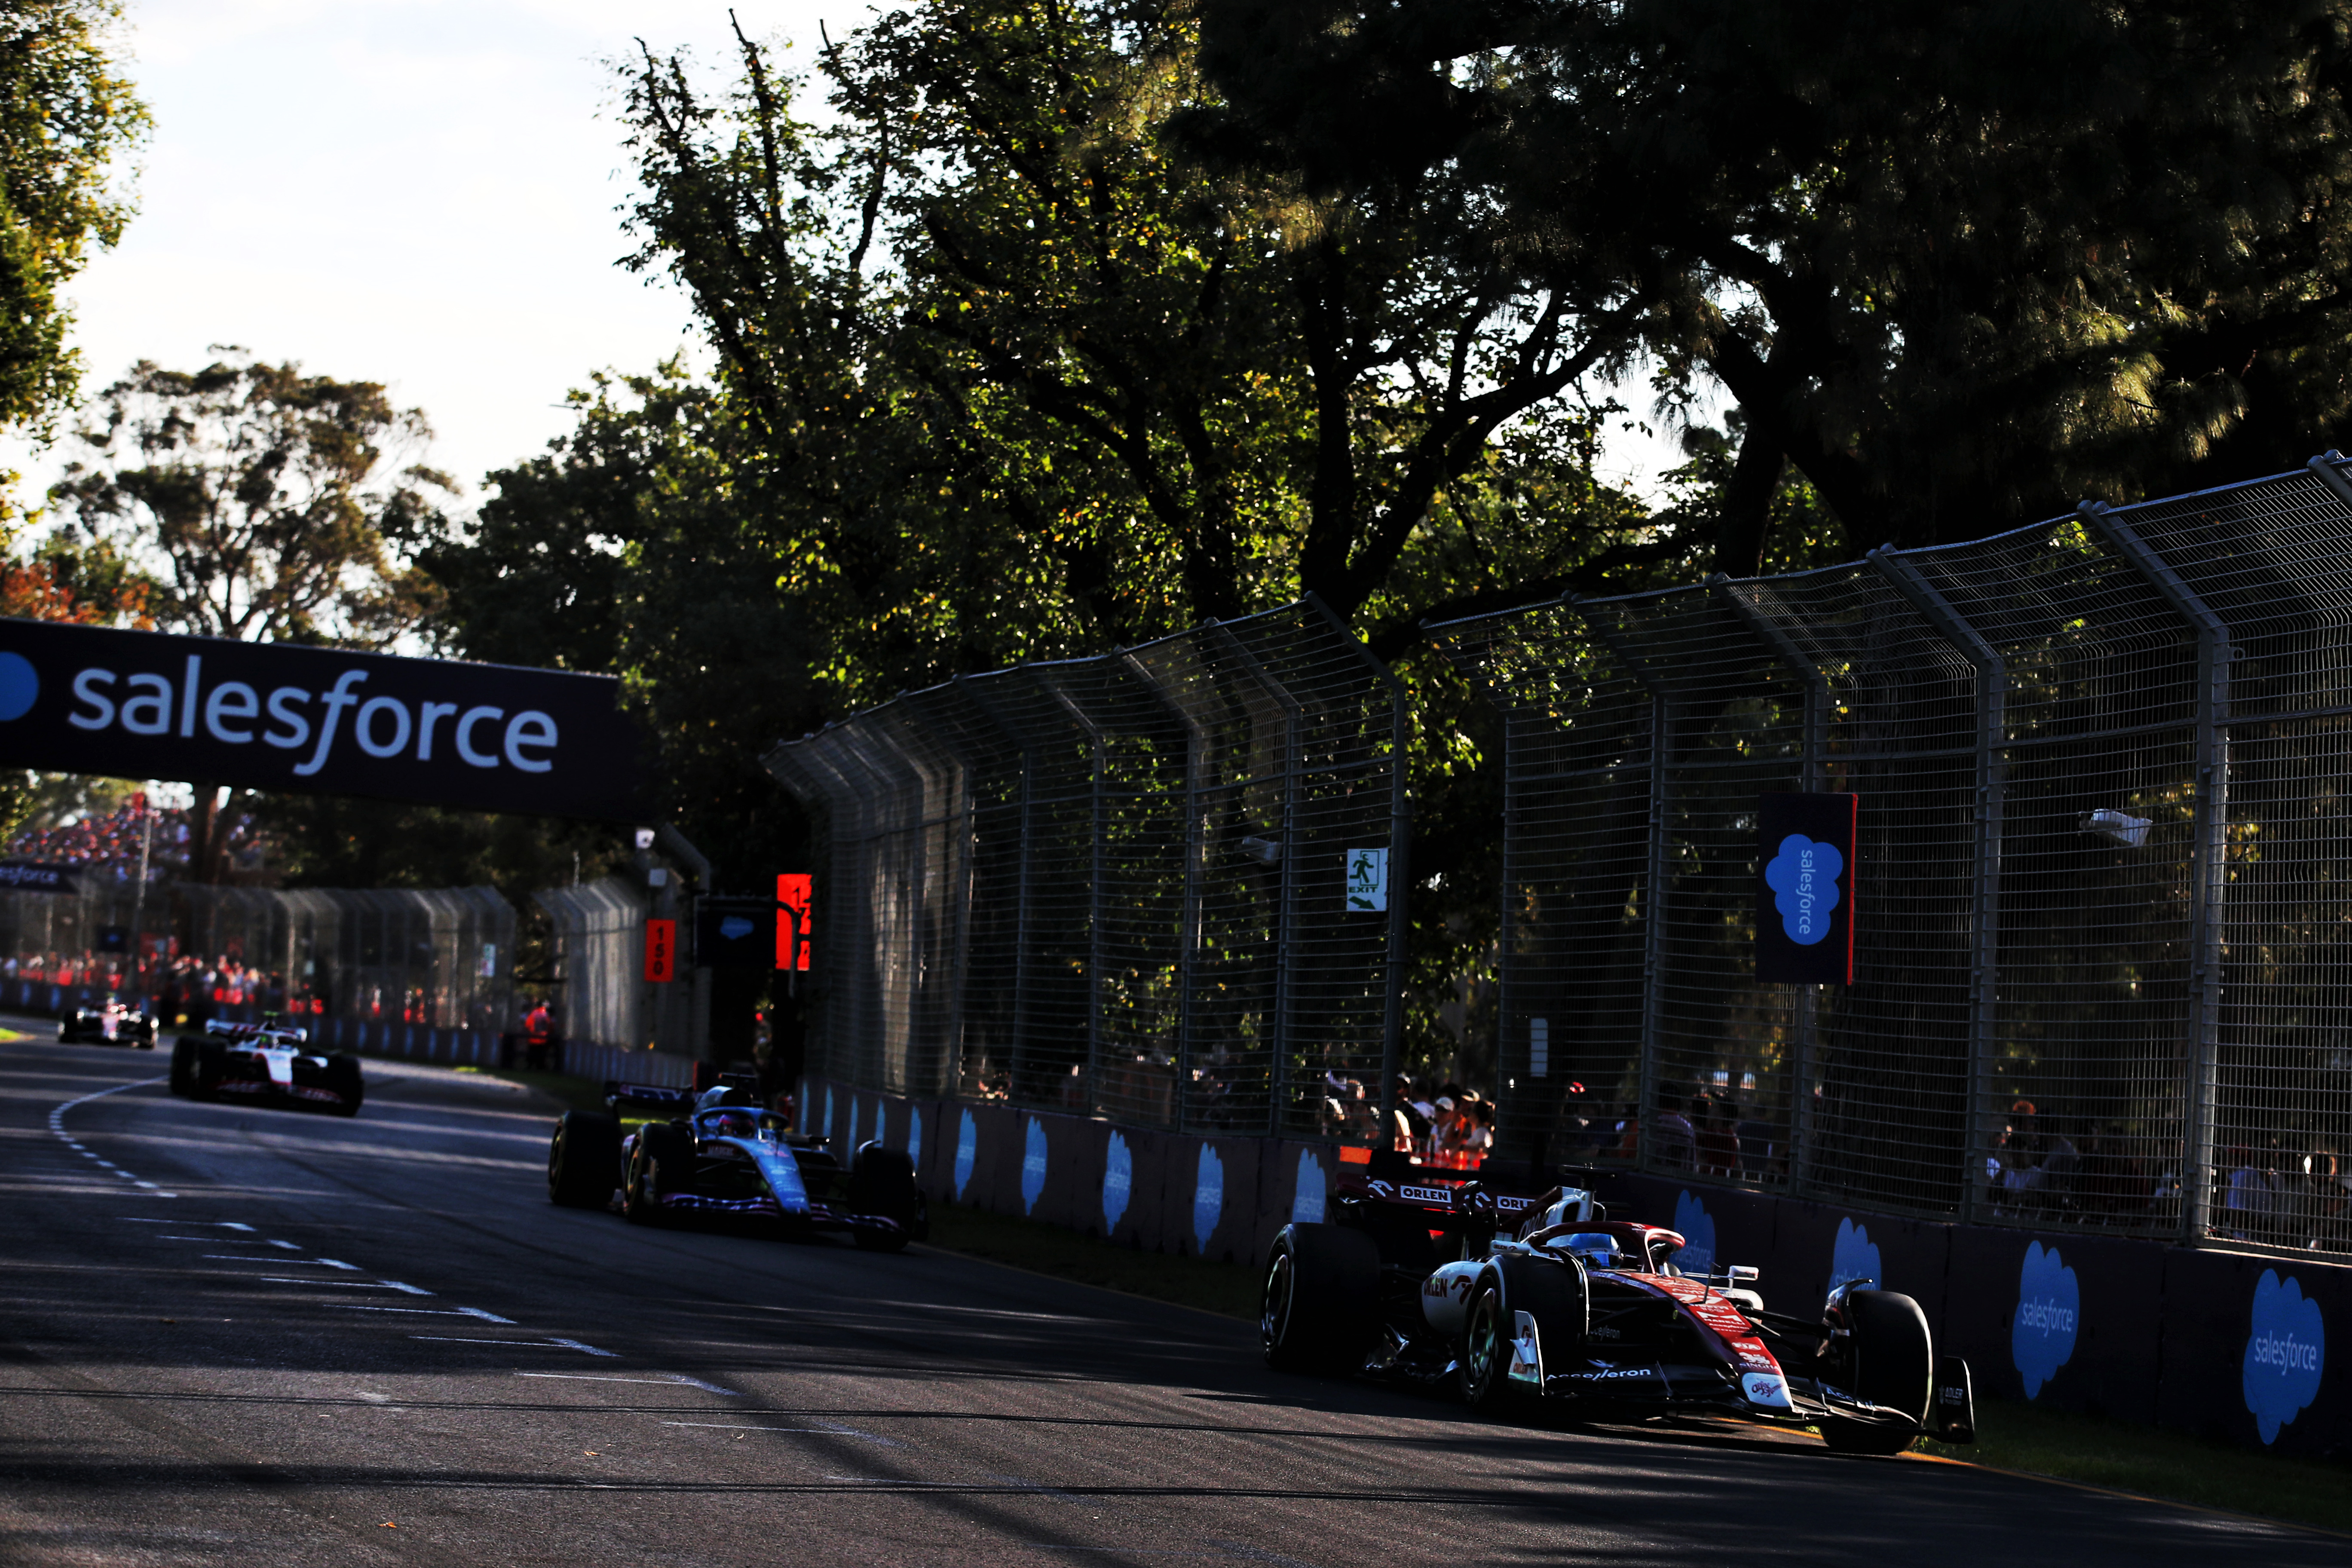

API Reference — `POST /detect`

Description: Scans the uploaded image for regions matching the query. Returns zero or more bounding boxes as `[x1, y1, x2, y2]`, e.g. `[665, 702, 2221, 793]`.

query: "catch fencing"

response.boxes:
[766, 597, 1410, 1139]
[0, 880, 515, 1044]
[1431, 455, 2352, 1252]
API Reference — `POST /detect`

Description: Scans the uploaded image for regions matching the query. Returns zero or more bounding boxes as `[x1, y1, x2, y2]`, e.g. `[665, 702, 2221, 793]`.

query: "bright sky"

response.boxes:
[4, 0, 856, 506]
[7, 0, 1681, 516]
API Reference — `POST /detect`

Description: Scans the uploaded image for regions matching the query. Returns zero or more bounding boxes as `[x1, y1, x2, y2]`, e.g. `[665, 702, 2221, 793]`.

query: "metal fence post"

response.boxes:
[1122, 647, 1208, 1129]
[956, 675, 1035, 1099]
[1710, 574, 1828, 1191]
[1571, 597, 1671, 1171]
[1868, 547, 2006, 1223]
[1305, 592, 1412, 1138]
[2081, 499, 2234, 1243]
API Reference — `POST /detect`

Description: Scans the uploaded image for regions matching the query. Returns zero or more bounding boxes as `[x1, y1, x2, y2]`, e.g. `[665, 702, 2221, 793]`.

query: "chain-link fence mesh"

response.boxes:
[1432, 456, 2352, 1253]
[0, 879, 515, 1035]
[766, 598, 1409, 1137]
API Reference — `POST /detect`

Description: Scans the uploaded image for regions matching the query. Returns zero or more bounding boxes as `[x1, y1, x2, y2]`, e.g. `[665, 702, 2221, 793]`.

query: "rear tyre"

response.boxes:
[847, 1141, 922, 1250]
[624, 1123, 693, 1226]
[186, 1040, 224, 1102]
[1260, 1222, 1380, 1374]
[323, 1056, 364, 1117]
[1822, 1289, 1933, 1455]
[548, 1111, 622, 1208]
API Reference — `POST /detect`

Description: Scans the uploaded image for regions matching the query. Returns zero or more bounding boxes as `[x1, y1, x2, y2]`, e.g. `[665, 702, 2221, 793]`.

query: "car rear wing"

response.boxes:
[605, 1081, 696, 1115]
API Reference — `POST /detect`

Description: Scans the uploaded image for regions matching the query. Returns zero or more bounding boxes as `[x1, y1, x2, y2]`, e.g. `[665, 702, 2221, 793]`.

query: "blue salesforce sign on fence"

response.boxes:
[1020, 1118, 1049, 1214]
[2245, 1270, 2326, 1444]
[1670, 1191, 1715, 1277]
[2012, 1242, 2080, 1399]
[1755, 792, 1859, 984]
[1193, 1145, 1225, 1253]
[1290, 1149, 1326, 1225]
[954, 1109, 977, 1199]
[1828, 1218, 1881, 1294]
[1103, 1132, 1132, 1231]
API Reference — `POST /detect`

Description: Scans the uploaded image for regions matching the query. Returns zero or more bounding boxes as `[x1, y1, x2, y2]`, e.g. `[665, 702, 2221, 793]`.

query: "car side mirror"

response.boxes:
[1727, 1265, 1759, 1284]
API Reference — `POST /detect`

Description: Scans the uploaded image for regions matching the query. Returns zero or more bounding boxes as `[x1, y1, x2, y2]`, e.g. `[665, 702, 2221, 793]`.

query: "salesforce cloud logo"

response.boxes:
[0, 651, 38, 721]
[954, 1109, 977, 1199]
[1671, 1191, 1716, 1277]
[1020, 1117, 1049, 1214]
[908, 1106, 923, 1167]
[1103, 1131, 1132, 1231]
[2012, 1242, 2080, 1399]
[1290, 1148, 1326, 1225]
[1829, 1218, 1881, 1293]
[719, 915, 754, 941]
[2245, 1269, 2326, 1445]
[1764, 833, 1843, 945]
[1193, 1145, 1225, 1252]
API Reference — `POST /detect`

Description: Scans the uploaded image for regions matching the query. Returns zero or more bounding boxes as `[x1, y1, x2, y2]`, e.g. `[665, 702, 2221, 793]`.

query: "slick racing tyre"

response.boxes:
[1260, 1223, 1379, 1374]
[168, 1037, 199, 1097]
[847, 1141, 921, 1252]
[548, 1111, 622, 1208]
[323, 1056, 364, 1117]
[624, 1122, 693, 1225]
[1461, 1255, 1584, 1415]
[1822, 1289, 1934, 1455]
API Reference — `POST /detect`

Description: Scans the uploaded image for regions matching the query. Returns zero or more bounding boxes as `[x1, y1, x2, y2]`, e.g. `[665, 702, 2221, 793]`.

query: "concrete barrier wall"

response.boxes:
[804, 1073, 2348, 1460]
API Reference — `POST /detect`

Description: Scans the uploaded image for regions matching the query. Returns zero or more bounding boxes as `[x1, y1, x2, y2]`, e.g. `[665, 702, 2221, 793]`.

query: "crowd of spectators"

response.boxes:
[2, 794, 265, 880]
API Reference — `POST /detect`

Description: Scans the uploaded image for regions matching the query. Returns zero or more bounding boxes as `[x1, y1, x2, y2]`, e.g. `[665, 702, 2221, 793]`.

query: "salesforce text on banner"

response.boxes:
[0, 619, 653, 822]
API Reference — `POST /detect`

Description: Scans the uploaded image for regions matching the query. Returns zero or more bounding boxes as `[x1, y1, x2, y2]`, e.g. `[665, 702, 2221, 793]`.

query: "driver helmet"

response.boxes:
[696, 1084, 762, 1112]
[1557, 1231, 1621, 1269]
[715, 1110, 758, 1139]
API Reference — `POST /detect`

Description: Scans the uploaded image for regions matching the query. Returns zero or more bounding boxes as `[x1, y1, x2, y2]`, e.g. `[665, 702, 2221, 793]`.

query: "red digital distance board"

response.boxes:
[643, 918, 677, 983]
[777, 873, 812, 971]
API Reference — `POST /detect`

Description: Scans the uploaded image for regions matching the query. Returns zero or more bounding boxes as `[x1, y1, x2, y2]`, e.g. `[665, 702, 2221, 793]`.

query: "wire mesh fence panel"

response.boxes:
[1601, 586, 1810, 1190]
[2117, 462, 2352, 1251]
[767, 599, 1406, 1139]
[1432, 603, 1653, 1168]
[533, 878, 643, 1050]
[1911, 520, 2202, 1237]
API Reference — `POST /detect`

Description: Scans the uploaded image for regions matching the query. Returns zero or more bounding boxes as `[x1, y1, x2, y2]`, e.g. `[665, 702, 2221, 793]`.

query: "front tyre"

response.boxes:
[1459, 1281, 1519, 1413]
[1822, 1289, 1933, 1456]
[624, 1123, 693, 1226]
[323, 1056, 364, 1117]
[847, 1141, 922, 1249]
[1260, 1223, 1379, 1374]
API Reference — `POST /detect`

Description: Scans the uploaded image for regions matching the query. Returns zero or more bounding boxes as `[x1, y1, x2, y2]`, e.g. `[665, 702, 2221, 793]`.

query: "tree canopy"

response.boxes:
[1190, 0, 2352, 570]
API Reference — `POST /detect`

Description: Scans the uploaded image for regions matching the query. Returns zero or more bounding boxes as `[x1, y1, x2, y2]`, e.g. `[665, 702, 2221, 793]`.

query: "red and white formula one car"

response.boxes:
[1261, 1152, 1975, 1455]
[58, 996, 159, 1048]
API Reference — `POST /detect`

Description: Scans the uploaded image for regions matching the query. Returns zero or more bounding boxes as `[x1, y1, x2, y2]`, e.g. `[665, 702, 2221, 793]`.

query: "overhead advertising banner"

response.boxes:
[0, 860, 80, 893]
[0, 618, 652, 822]
[1756, 792, 1859, 984]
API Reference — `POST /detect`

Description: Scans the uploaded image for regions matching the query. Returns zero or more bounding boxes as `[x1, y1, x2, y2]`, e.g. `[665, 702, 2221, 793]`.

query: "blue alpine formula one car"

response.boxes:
[545, 1078, 927, 1252]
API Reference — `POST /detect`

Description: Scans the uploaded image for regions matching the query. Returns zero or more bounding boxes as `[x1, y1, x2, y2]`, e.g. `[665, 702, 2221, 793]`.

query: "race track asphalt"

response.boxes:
[0, 1028, 2335, 1567]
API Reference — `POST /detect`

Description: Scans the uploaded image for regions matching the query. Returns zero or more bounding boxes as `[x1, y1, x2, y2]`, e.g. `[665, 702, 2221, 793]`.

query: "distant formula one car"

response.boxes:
[167, 1018, 364, 1117]
[545, 1077, 927, 1252]
[1261, 1152, 1975, 1456]
[58, 997, 158, 1048]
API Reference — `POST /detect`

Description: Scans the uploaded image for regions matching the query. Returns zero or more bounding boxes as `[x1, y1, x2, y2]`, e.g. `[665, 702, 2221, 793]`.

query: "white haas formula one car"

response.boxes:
[59, 996, 159, 1048]
[168, 1017, 364, 1117]
[1262, 1155, 1976, 1455]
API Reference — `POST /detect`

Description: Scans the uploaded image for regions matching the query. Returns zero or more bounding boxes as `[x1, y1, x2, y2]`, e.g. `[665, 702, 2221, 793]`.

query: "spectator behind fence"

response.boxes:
[1694, 1093, 1740, 1179]
[2222, 1144, 2278, 1241]
[1652, 1082, 1697, 1170]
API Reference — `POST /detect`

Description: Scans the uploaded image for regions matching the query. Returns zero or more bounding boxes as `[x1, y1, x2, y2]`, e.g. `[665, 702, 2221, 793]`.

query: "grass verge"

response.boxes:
[1918, 1397, 2352, 1535]
[921, 1201, 1262, 1322]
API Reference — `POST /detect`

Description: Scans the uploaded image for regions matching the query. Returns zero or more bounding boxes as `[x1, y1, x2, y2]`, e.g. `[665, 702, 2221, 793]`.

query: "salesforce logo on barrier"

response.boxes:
[824, 1087, 837, 1145]
[1829, 1218, 1881, 1292]
[909, 1107, 923, 1167]
[1103, 1131, 1132, 1231]
[954, 1109, 977, 1199]
[1194, 1145, 1225, 1252]
[0, 652, 38, 720]
[1291, 1149, 1326, 1225]
[1021, 1117, 1049, 1214]
[1671, 1191, 1716, 1277]
[1764, 834, 1844, 944]
[2245, 1269, 2326, 1445]
[2012, 1242, 2080, 1399]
